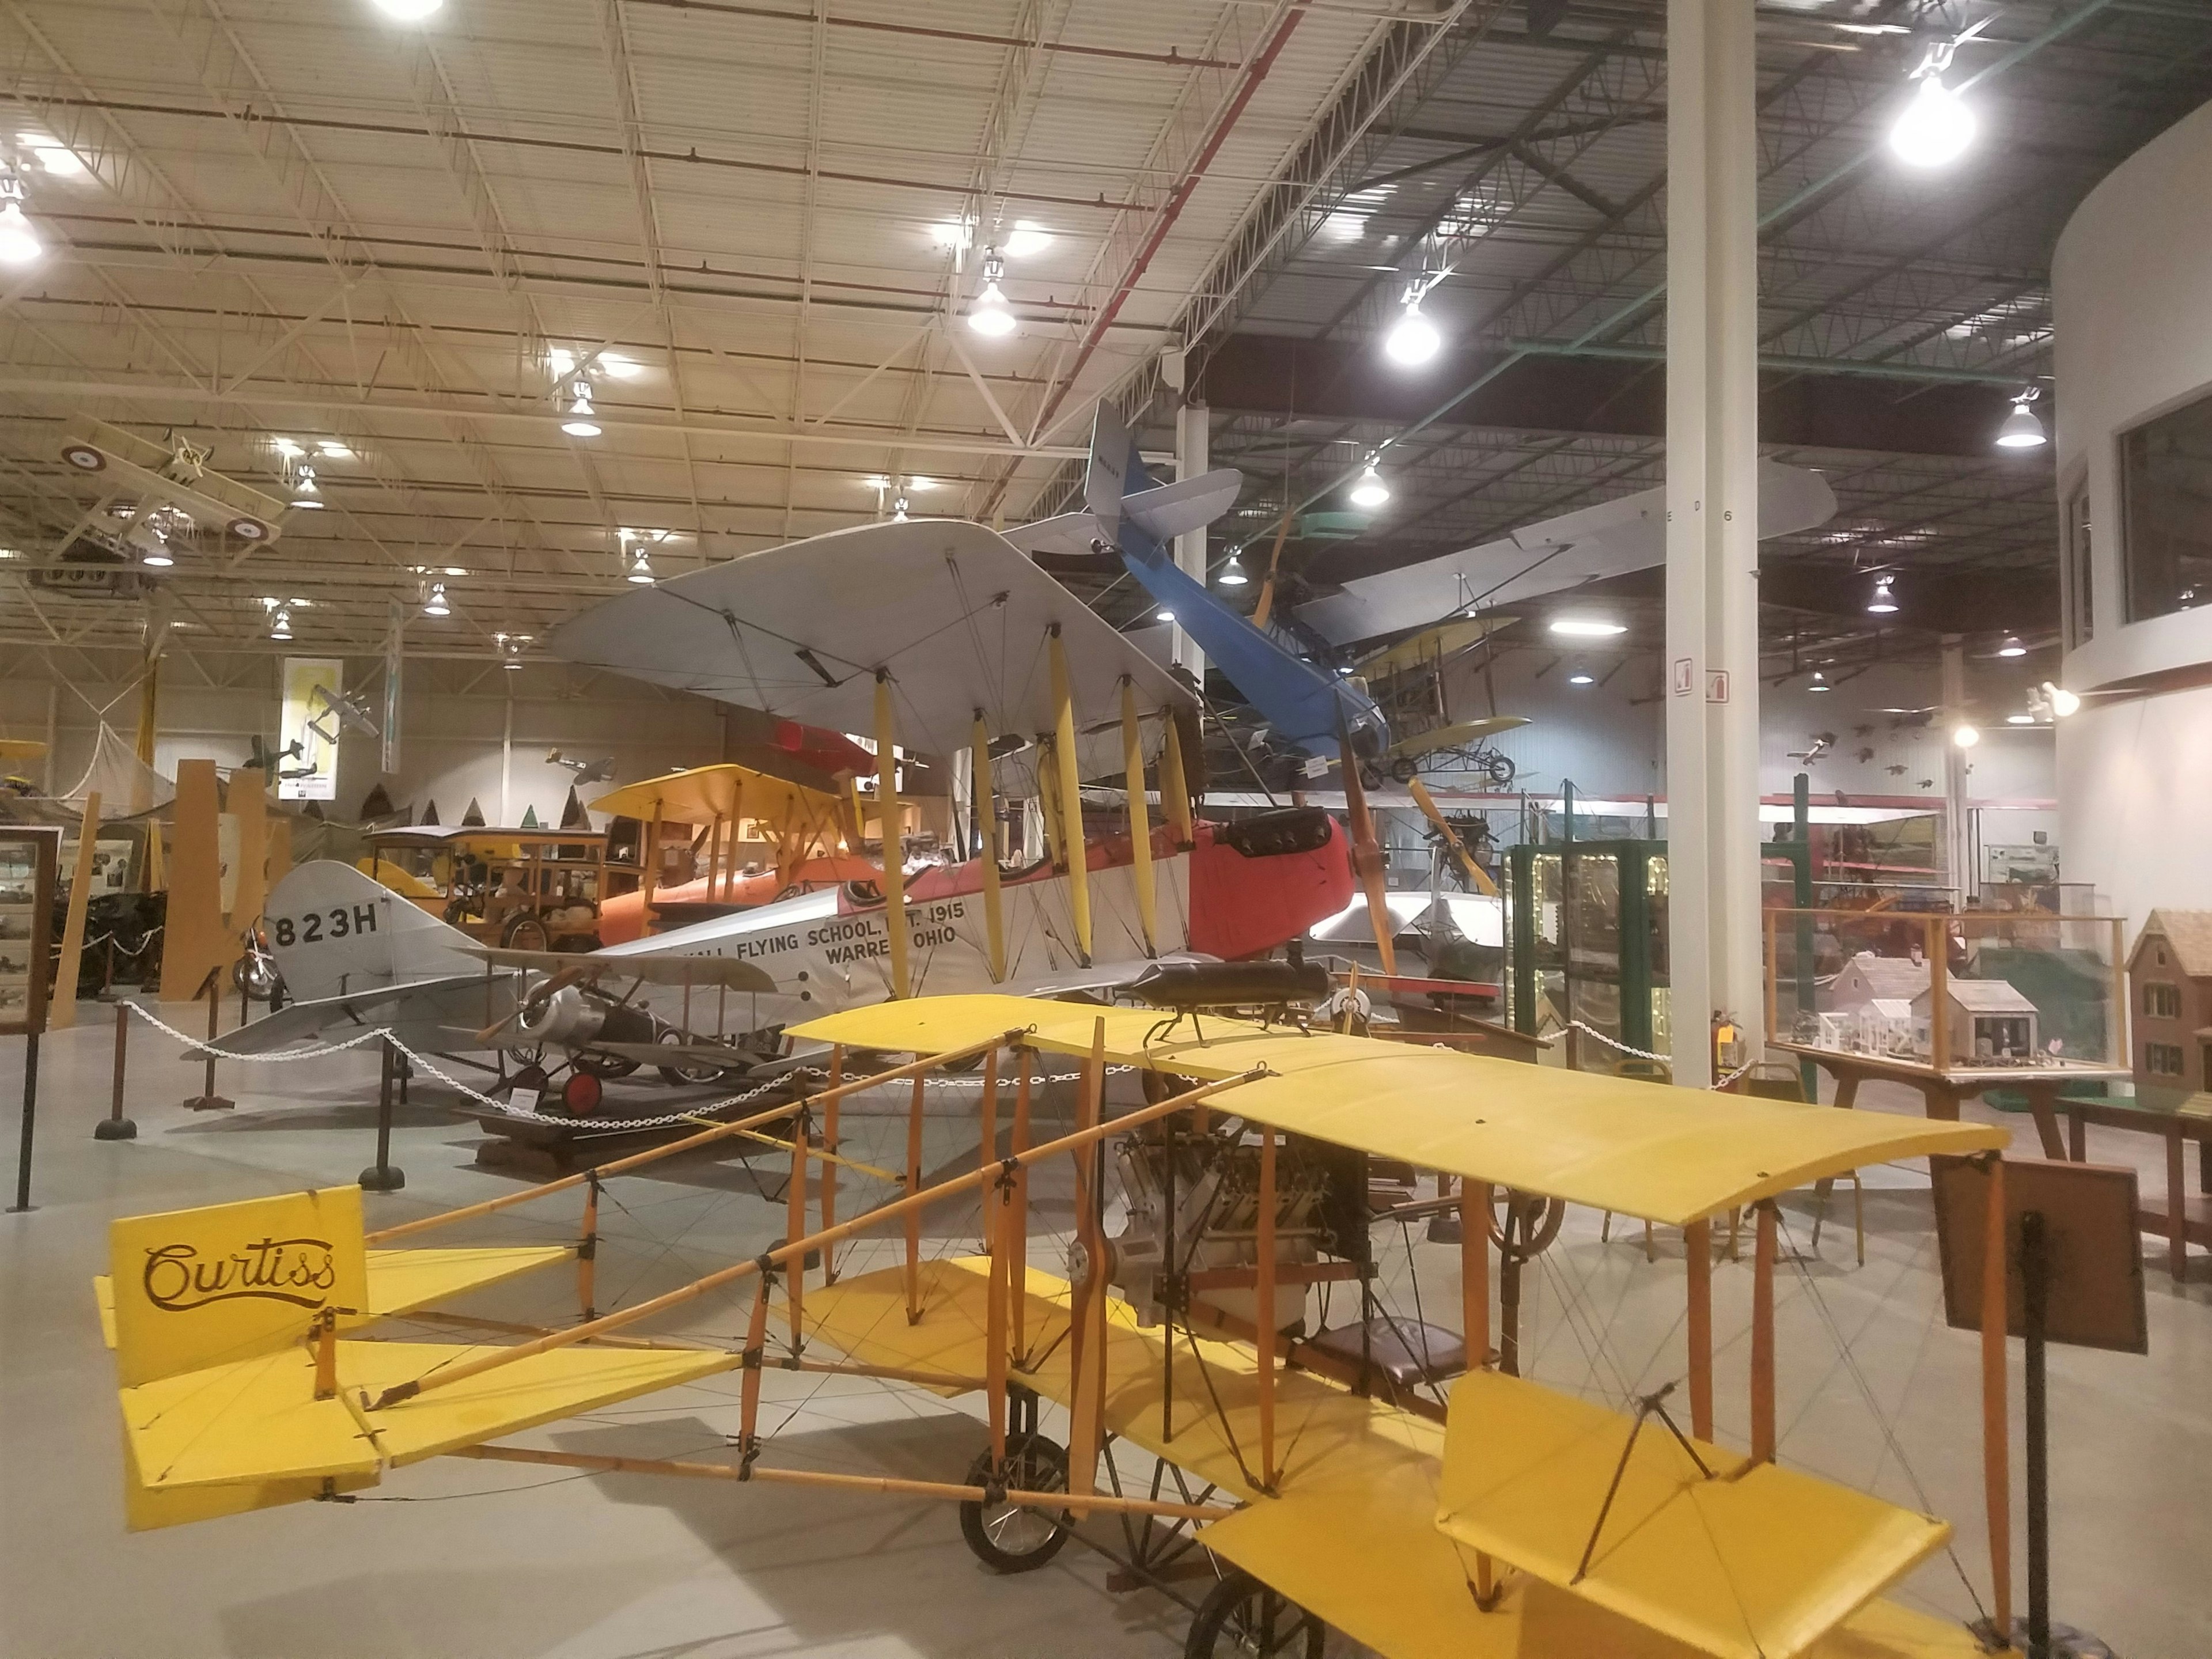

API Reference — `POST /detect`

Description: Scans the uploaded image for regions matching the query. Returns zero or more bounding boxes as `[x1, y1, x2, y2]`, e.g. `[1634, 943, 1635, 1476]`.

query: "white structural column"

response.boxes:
[1941, 636, 1973, 898]
[1174, 395, 1210, 683]
[1663, 0, 1765, 1086]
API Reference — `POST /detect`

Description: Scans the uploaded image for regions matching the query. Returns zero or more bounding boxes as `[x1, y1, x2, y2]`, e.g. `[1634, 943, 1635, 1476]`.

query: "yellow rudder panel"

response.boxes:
[109, 1185, 368, 1388]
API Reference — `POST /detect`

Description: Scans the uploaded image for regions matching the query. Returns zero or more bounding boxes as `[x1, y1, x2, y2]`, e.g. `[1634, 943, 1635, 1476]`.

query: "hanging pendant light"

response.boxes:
[1217, 552, 1249, 587]
[626, 551, 655, 584]
[967, 249, 1016, 336]
[1866, 574, 1898, 614]
[561, 381, 601, 437]
[424, 582, 450, 617]
[1995, 391, 2047, 450]
[1349, 461, 1390, 509]
[1808, 669, 1832, 692]
[290, 466, 323, 509]
[0, 198, 41, 265]
[269, 607, 293, 641]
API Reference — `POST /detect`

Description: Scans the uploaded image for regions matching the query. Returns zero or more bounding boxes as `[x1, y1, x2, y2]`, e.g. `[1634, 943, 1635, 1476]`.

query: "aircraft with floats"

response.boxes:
[97, 991, 2028, 1659]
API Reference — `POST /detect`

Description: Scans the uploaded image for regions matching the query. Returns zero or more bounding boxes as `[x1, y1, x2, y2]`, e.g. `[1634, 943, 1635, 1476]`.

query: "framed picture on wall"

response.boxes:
[0, 827, 60, 1037]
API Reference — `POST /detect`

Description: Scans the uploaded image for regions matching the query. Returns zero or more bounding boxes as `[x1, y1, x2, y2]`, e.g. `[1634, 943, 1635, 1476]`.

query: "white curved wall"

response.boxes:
[2052, 99, 2212, 923]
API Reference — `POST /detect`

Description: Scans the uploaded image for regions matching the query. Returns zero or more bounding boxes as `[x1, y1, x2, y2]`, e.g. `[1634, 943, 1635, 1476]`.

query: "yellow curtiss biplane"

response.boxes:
[96, 994, 2026, 1658]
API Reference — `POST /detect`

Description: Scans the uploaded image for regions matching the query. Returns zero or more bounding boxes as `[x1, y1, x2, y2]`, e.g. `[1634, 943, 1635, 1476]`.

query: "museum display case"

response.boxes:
[0, 825, 59, 1035]
[1766, 905, 2126, 1078]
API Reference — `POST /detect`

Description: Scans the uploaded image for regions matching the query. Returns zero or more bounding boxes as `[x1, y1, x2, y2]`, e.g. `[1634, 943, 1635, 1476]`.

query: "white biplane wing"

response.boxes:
[1300, 460, 1837, 646]
[546, 520, 1192, 768]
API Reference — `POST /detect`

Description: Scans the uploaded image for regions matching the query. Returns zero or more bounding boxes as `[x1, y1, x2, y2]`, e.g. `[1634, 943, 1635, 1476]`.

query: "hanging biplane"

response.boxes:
[97, 993, 2025, 1659]
[219, 439, 1369, 1105]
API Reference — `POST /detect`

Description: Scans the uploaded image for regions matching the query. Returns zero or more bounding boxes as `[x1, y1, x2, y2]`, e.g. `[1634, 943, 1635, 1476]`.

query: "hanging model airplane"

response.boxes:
[544, 748, 618, 787]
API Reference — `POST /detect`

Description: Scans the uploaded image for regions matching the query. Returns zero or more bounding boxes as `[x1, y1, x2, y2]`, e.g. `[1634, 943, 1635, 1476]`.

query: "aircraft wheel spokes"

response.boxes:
[1185, 1569, 1327, 1659]
[958, 1433, 1071, 1574]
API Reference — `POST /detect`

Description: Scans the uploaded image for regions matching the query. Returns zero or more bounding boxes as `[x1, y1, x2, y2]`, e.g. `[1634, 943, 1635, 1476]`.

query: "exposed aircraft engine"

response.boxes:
[514, 983, 657, 1050]
[1101, 1123, 1334, 1335]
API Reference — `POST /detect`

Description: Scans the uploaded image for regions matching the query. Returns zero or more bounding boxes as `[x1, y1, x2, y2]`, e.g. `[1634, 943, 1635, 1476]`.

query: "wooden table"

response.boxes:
[2053, 1086, 2212, 1283]
[1774, 1044, 2131, 1162]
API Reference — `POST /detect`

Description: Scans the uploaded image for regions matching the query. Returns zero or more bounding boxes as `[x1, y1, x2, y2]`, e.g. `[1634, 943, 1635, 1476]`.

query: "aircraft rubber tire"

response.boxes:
[957, 1434, 1071, 1574]
[574, 1050, 641, 1081]
[1184, 1569, 1326, 1658]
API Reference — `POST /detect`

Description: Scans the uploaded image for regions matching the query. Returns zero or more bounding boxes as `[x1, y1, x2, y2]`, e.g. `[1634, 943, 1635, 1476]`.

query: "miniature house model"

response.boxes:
[1911, 980, 2040, 1064]
[2125, 910, 2212, 1091]
[1821, 951, 1931, 1052]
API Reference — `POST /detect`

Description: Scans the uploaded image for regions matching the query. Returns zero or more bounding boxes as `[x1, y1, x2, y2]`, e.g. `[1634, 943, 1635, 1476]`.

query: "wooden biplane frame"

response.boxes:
[103, 996, 2027, 1659]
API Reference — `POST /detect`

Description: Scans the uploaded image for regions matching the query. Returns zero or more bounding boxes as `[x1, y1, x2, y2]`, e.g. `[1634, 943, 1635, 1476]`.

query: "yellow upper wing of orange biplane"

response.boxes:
[788, 995, 2005, 1229]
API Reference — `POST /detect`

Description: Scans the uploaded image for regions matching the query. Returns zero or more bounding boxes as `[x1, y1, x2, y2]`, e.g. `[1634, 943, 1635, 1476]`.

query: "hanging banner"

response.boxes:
[277, 657, 343, 801]
[381, 600, 403, 777]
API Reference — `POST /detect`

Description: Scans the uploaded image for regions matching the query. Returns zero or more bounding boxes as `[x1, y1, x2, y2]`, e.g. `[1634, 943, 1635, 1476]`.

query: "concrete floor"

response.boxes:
[3, 1001, 2209, 1658]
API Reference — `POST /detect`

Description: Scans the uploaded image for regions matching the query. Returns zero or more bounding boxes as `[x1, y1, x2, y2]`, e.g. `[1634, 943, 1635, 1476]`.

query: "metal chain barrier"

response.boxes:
[1567, 1019, 1758, 1090]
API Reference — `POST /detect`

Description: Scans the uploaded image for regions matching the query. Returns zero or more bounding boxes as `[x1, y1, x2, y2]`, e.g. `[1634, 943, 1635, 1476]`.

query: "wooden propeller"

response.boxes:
[1408, 778, 1498, 897]
[1338, 726, 1398, 977]
[1249, 506, 1295, 631]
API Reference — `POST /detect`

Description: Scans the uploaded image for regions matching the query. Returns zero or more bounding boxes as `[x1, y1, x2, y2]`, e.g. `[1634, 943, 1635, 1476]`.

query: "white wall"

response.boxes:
[2051, 97, 2212, 929]
[1423, 647, 2050, 809]
[0, 656, 728, 828]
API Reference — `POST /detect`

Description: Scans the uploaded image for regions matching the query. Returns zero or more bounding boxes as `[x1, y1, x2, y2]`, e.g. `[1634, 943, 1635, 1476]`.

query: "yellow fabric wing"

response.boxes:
[790, 997, 2005, 1227]
[1433, 1370, 1951, 1659]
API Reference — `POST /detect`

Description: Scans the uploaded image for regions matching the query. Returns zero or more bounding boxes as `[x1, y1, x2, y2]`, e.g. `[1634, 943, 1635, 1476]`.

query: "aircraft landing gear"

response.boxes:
[958, 1387, 1071, 1574]
[1184, 1569, 1326, 1658]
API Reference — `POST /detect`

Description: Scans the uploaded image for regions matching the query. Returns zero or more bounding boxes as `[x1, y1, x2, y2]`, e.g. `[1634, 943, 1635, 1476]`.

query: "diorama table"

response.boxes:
[2052, 1086, 2212, 1283]
[1773, 1043, 2130, 1162]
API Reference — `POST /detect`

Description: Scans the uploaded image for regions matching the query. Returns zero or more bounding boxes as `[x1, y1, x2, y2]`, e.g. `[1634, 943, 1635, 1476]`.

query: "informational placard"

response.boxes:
[277, 656, 343, 801]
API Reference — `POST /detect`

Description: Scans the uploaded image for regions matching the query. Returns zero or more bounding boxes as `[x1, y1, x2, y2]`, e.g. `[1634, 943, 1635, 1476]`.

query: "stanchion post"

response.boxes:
[181, 965, 234, 1112]
[96, 1000, 138, 1141]
[359, 1036, 406, 1192]
[9, 1029, 38, 1214]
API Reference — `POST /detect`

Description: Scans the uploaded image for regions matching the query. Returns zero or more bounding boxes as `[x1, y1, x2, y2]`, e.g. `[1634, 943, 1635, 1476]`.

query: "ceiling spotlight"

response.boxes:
[1866, 574, 1898, 614]
[560, 383, 601, 438]
[1549, 617, 1627, 638]
[272, 437, 305, 458]
[1384, 299, 1441, 366]
[1217, 552, 1249, 587]
[424, 582, 450, 617]
[968, 249, 1016, 336]
[290, 466, 322, 508]
[0, 198, 41, 265]
[1567, 662, 1595, 687]
[317, 440, 352, 459]
[1996, 635, 2027, 658]
[443, 565, 467, 577]
[269, 608, 293, 641]
[626, 552, 655, 585]
[2042, 681, 2080, 718]
[1003, 222, 1053, 258]
[1348, 462, 1391, 509]
[904, 476, 935, 492]
[1808, 669, 1832, 692]
[1952, 722, 1980, 749]
[1995, 389, 2048, 450]
[370, 0, 444, 19]
[2007, 713, 2037, 726]
[1890, 75, 1975, 168]
[1156, 609, 1176, 624]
